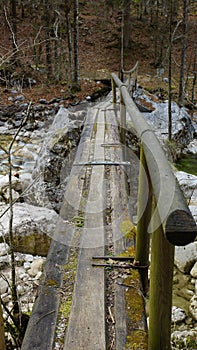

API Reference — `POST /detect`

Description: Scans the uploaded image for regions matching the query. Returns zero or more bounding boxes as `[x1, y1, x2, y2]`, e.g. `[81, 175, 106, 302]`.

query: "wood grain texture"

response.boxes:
[64, 108, 106, 349]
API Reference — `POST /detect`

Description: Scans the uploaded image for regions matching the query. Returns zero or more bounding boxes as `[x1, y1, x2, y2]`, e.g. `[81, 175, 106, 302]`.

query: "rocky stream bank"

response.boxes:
[0, 88, 197, 349]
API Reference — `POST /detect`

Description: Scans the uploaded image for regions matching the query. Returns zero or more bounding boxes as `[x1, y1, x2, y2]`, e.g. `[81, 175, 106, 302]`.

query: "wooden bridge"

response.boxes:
[21, 70, 197, 350]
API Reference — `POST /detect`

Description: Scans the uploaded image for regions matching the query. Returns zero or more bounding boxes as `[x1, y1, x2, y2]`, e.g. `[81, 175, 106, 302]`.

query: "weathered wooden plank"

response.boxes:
[21, 109, 98, 350]
[64, 109, 106, 349]
[106, 108, 147, 349]
[106, 109, 130, 350]
[52, 108, 98, 243]
[106, 112, 128, 350]
[21, 241, 69, 350]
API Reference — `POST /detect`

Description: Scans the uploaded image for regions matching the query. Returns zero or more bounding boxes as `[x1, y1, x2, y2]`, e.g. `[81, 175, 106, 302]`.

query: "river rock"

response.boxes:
[0, 174, 21, 192]
[176, 288, 194, 301]
[0, 187, 19, 203]
[28, 258, 44, 277]
[176, 171, 197, 223]
[0, 255, 10, 269]
[175, 242, 197, 273]
[189, 295, 197, 320]
[184, 139, 197, 155]
[0, 242, 10, 256]
[171, 330, 197, 347]
[171, 306, 187, 323]
[22, 254, 34, 262]
[176, 171, 197, 200]
[0, 277, 9, 294]
[190, 261, 197, 278]
[13, 147, 35, 160]
[0, 173, 33, 203]
[24, 261, 31, 270]
[0, 203, 64, 255]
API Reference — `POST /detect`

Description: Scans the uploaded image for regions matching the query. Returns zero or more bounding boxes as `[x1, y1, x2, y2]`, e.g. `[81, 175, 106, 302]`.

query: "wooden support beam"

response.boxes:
[136, 145, 152, 294]
[148, 205, 174, 350]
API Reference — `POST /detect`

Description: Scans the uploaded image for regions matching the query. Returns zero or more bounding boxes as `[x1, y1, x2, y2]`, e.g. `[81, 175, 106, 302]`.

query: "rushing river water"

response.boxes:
[175, 154, 197, 176]
[0, 132, 41, 176]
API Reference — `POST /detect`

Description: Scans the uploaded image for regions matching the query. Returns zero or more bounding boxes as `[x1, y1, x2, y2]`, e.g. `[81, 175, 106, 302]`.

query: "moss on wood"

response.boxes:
[118, 248, 148, 349]
[120, 219, 136, 240]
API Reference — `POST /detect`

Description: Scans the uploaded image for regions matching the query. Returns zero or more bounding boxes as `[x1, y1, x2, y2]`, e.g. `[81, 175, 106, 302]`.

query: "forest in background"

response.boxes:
[0, 0, 196, 108]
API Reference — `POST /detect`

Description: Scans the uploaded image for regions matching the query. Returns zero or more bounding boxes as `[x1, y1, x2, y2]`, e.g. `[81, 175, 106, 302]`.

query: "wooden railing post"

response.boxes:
[148, 200, 174, 350]
[136, 144, 152, 295]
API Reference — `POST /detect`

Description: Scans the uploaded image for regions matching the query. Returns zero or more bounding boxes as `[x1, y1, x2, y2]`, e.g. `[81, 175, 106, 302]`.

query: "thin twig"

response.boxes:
[4, 6, 18, 51]
[35, 310, 56, 324]
[108, 306, 115, 324]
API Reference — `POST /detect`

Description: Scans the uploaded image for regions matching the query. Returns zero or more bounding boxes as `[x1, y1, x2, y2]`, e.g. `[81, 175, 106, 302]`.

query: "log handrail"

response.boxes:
[120, 61, 138, 95]
[111, 72, 197, 246]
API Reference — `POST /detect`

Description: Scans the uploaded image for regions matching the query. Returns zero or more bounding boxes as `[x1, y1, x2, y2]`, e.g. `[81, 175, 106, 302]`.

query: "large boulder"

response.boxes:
[176, 171, 197, 223]
[30, 107, 85, 212]
[175, 242, 197, 273]
[134, 88, 195, 148]
[0, 203, 64, 256]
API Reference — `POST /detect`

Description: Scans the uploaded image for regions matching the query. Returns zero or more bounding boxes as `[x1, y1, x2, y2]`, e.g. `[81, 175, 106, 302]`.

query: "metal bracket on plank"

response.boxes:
[101, 143, 123, 147]
[92, 255, 149, 270]
[73, 161, 131, 166]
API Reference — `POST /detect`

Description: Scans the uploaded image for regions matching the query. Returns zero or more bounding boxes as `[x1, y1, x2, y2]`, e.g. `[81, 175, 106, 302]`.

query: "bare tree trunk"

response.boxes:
[120, 0, 132, 74]
[65, 3, 74, 84]
[179, 0, 189, 106]
[44, 0, 52, 78]
[53, 5, 60, 81]
[122, 0, 132, 50]
[10, 0, 17, 51]
[153, 0, 159, 66]
[0, 299, 6, 350]
[191, 35, 197, 106]
[168, 0, 173, 141]
[73, 0, 80, 90]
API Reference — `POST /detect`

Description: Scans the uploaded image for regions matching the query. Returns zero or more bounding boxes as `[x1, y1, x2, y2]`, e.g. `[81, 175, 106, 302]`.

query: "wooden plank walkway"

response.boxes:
[64, 107, 106, 349]
[21, 99, 147, 350]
